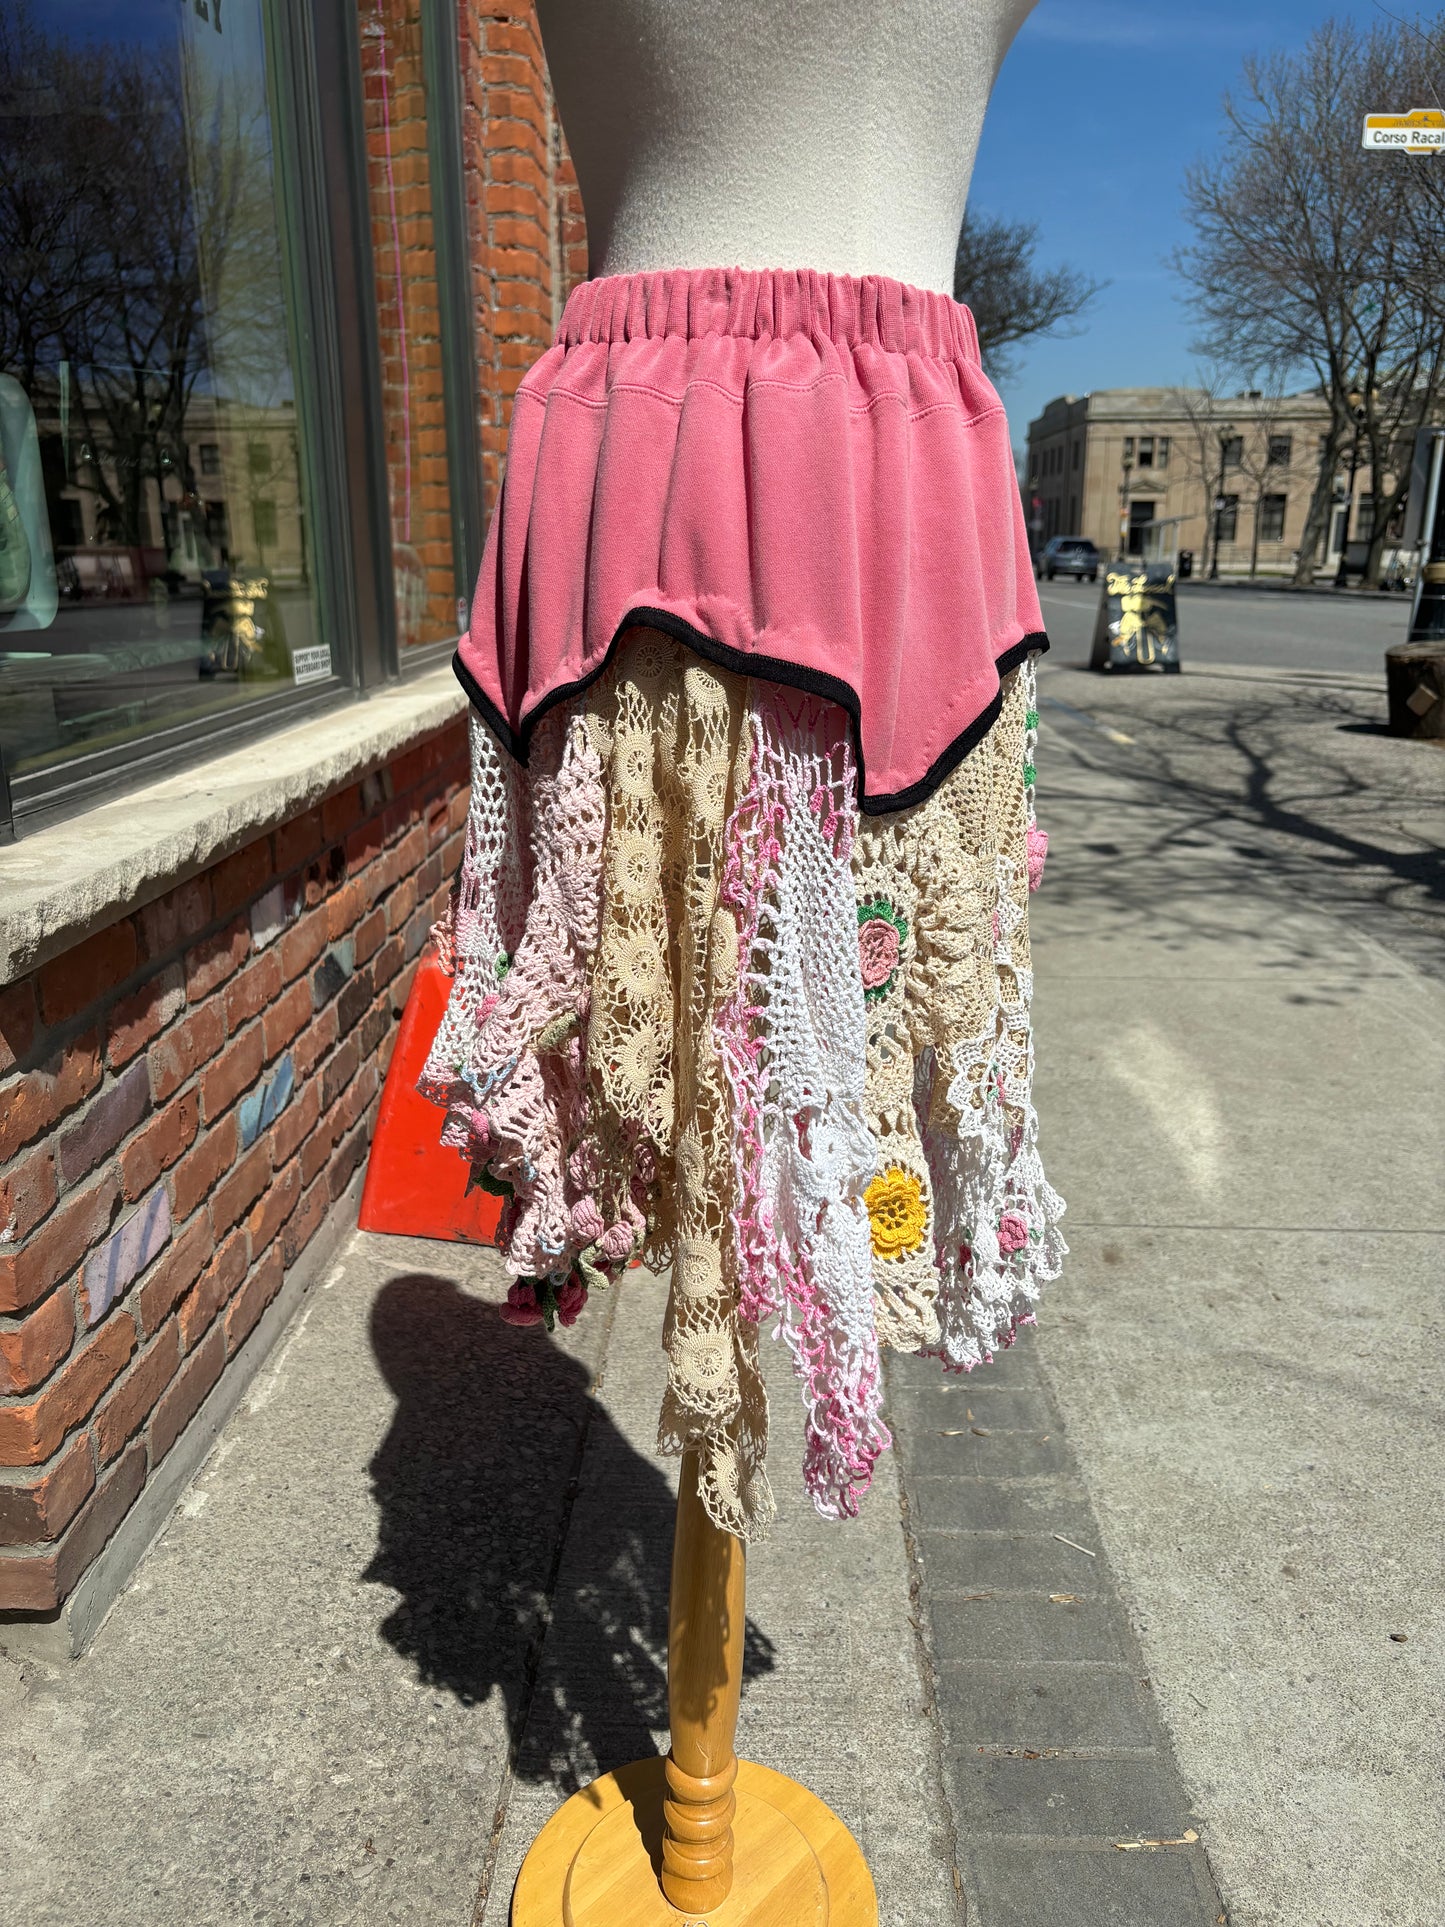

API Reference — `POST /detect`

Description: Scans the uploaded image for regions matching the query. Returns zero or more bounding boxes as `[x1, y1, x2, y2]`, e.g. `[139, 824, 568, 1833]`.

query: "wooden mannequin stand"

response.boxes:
[512, 1451, 877, 1924]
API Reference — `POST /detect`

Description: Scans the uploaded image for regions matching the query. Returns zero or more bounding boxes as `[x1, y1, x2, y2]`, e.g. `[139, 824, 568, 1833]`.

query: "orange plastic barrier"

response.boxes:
[358, 951, 502, 1244]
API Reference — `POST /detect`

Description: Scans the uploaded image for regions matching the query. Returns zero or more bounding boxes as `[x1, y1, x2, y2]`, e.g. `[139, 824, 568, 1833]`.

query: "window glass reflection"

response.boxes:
[0, 0, 325, 794]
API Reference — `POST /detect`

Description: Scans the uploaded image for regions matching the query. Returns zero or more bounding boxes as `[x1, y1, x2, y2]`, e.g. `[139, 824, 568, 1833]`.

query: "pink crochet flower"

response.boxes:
[858, 916, 901, 991]
[570, 1196, 606, 1243]
[499, 1281, 544, 1326]
[1026, 825, 1049, 894]
[997, 1212, 1030, 1254]
[556, 1276, 587, 1327]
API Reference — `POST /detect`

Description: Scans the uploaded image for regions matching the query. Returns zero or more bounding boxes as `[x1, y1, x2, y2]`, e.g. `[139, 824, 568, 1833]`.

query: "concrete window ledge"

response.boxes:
[0, 672, 468, 986]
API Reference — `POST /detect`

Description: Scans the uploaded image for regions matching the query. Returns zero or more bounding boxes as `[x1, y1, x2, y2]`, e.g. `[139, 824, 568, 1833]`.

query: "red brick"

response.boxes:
[92, 1322, 181, 1464]
[246, 1159, 300, 1258]
[300, 1098, 341, 1186]
[328, 1118, 372, 1200]
[0, 1029, 102, 1163]
[178, 1229, 247, 1350]
[184, 916, 249, 1002]
[339, 1060, 378, 1135]
[292, 1007, 337, 1081]
[273, 808, 323, 875]
[326, 876, 366, 941]
[168, 1114, 238, 1225]
[54, 1439, 146, 1600]
[138, 875, 212, 961]
[0, 1172, 118, 1317]
[0, 1146, 58, 1249]
[0, 1438, 143, 1609]
[57, 1059, 151, 1186]
[149, 1325, 224, 1465]
[224, 951, 282, 1032]
[0, 1314, 134, 1466]
[120, 1088, 200, 1201]
[0, 979, 38, 1076]
[270, 1078, 320, 1168]
[106, 963, 185, 1069]
[320, 1036, 360, 1112]
[279, 904, 329, 984]
[224, 1244, 285, 1355]
[352, 907, 388, 968]
[210, 1140, 271, 1237]
[263, 979, 311, 1061]
[0, 1288, 75, 1397]
[37, 921, 138, 1027]
[344, 817, 386, 878]
[135, 1215, 213, 1336]
[199, 1027, 265, 1125]
[148, 1002, 226, 1104]
[211, 838, 273, 921]
[282, 1178, 329, 1269]
[370, 934, 405, 997]
[0, 1433, 94, 1547]
[321, 783, 362, 843]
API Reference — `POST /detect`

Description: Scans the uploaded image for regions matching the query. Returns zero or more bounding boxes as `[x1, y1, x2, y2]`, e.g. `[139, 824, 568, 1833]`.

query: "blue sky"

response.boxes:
[970, 0, 1361, 435]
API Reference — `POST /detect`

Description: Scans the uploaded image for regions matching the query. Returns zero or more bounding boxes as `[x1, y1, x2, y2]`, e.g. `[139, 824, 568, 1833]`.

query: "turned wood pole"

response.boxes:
[662, 1450, 745, 1914]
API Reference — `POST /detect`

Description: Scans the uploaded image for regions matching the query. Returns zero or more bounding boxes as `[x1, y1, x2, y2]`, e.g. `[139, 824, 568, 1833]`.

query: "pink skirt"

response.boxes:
[454, 267, 1047, 812]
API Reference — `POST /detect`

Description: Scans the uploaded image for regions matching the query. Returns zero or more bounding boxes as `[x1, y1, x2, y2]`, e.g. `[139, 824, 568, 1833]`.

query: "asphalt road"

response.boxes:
[1035, 579, 1413, 678]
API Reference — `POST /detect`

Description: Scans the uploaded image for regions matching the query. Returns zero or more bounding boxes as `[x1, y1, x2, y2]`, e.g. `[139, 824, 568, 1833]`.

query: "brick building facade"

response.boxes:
[0, 2, 586, 1647]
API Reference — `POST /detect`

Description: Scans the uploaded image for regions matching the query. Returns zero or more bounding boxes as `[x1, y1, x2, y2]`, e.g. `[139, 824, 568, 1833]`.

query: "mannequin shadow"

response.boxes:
[364, 1272, 776, 1796]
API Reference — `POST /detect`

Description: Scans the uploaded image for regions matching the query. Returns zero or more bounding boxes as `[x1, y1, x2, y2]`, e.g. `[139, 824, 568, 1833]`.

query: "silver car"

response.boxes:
[1036, 536, 1099, 581]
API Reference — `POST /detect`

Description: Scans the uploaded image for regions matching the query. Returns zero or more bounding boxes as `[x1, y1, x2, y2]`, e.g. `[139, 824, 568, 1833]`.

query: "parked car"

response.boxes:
[1036, 536, 1100, 581]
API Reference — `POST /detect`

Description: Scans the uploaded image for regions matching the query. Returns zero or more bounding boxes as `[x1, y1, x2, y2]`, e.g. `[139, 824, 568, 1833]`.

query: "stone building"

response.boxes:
[0, 1, 586, 1651]
[1024, 387, 1394, 576]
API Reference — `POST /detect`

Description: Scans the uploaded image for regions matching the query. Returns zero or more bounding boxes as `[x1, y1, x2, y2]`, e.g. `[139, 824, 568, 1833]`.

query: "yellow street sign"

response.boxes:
[1361, 108, 1445, 154]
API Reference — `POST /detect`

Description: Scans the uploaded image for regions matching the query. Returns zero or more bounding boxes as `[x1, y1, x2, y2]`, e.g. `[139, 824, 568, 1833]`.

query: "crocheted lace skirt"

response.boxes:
[420, 628, 1065, 1540]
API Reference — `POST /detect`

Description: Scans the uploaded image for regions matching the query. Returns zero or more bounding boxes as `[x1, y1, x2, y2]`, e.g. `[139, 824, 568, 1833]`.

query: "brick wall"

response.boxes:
[0, 722, 469, 1614]
[459, 5, 588, 512]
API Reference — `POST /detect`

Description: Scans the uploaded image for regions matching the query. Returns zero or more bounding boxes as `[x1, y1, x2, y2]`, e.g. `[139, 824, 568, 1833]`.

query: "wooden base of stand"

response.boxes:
[511, 1756, 877, 1926]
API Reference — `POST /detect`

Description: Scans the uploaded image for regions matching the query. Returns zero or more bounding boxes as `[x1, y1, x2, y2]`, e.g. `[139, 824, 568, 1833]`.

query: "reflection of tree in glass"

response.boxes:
[0, 1, 294, 565]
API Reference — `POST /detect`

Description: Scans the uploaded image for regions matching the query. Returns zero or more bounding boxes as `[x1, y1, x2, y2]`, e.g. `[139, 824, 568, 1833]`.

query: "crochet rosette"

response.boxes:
[419, 629, 1065, 1540]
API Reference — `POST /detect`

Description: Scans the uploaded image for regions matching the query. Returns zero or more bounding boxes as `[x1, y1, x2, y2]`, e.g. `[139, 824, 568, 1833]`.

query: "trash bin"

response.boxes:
[1178, 549, 1194, 578]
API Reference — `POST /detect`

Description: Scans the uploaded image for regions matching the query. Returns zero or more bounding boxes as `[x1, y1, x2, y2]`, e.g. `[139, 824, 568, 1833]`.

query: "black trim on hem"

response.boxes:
[450, 609, 1050, 816]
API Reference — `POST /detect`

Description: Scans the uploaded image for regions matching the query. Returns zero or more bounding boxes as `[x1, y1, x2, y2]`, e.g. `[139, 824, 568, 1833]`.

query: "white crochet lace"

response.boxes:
[422, 635, 1065, 1537]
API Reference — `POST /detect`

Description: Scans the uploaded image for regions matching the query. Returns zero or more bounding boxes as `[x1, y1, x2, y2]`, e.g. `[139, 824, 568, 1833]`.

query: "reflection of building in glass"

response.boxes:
[30, 383, 307, 595]
[1025, 388, 1407, 576]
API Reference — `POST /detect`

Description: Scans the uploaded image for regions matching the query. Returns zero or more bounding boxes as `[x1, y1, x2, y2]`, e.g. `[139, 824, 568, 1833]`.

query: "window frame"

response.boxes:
[1258, 493, 1288, 543]
[0, 0, 479, 843]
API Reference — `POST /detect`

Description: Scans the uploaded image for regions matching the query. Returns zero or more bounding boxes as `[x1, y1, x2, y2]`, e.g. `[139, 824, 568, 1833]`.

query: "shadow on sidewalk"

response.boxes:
[362, 1272, 775, 1793]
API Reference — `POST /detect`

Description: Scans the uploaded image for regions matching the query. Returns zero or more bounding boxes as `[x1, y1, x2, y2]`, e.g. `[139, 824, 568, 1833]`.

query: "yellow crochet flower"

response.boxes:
[865, 1166, 928, 1261]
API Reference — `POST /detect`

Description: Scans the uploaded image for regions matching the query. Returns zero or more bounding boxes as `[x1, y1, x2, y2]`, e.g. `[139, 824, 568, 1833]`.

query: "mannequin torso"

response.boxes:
[534, 0, 1039, 294]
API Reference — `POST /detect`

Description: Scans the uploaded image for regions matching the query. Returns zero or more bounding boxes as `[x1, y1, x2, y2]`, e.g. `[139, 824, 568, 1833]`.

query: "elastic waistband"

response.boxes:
[558, 266, 980, 362]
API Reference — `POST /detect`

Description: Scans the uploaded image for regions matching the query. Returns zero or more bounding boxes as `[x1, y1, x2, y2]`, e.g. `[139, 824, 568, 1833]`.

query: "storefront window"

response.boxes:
[357, 0, 459, 649]
[0, 0, 330, 810]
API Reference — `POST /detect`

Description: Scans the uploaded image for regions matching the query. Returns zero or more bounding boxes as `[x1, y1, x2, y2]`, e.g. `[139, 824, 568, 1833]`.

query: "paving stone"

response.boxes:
[884, 1385, 1057, 1435]
[887, 1334, 1042, 1394]
[909, 1475, 1095, 1536]
[929, 1593, 1130, 1666]
[935, 1663, 1156, 1750]
[945, 1752, 1194, 1841]
[918, 1530, 1108, 1597]
[965, 1842, 1220, 1927]
[905, 1425, 1080, 1480]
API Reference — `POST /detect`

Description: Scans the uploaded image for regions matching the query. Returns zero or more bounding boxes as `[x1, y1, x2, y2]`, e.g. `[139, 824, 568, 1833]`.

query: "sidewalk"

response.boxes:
[2, 654, 1440, 1927]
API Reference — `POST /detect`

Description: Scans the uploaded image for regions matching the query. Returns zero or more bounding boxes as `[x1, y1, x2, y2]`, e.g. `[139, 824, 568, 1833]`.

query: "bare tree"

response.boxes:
[1175, 14, 1445, 586]
[953, 211, 1102, 383]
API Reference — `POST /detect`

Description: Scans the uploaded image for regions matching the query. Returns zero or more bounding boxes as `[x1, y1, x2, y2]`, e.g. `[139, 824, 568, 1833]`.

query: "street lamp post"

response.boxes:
[1334, 393, 1366, 590]
[1119, 455, 1134, 556]
[1207, 425, 1234, 580]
